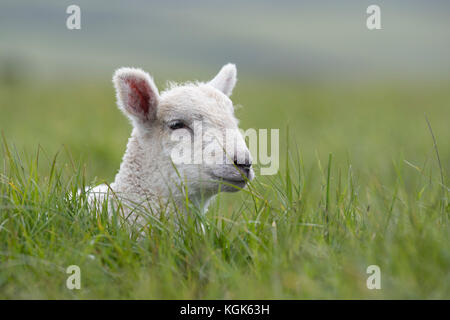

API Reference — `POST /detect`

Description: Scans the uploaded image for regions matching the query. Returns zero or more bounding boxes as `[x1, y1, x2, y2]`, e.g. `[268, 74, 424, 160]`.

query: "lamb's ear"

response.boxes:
[209, 63, 237, 97]
[113, 67, 159, 125]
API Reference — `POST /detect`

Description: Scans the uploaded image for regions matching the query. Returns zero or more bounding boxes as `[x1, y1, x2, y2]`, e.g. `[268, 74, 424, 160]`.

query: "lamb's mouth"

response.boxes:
[210, 175, 248, 189]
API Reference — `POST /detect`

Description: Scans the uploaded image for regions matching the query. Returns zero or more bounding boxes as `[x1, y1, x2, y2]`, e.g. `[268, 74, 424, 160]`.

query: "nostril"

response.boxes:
[233, 156, 252, 169]
[240, 162, 252, 169]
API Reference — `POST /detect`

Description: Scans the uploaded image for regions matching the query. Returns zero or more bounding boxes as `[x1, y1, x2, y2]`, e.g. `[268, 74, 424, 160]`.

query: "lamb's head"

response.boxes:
[113, 64, 254, 200]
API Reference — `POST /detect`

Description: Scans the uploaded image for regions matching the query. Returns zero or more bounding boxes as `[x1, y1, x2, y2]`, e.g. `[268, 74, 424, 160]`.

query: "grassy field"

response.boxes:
[0, 78, 449, 299]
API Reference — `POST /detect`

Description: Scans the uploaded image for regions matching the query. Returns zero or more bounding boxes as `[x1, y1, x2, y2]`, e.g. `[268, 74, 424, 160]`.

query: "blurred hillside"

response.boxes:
[1, 0, 449, 82]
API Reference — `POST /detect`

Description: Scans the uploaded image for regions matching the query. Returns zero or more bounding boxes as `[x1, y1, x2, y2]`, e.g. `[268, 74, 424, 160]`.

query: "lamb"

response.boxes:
[88, 64, 254, 225]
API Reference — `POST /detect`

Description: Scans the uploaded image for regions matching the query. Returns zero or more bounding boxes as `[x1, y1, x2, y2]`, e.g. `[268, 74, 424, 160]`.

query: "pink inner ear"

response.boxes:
[125, 77, 152, 117]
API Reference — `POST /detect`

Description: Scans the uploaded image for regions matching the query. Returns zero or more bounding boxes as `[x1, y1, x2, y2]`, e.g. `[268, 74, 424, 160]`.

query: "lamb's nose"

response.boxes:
[233, 156, 252, 172]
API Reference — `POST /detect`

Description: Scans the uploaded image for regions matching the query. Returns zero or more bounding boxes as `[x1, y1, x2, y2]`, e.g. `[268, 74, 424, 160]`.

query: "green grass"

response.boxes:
[0, 79, 449, 299]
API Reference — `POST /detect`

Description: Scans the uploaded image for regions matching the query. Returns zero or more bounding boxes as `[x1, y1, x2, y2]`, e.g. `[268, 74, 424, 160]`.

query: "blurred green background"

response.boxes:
[1, 0, 449, 182]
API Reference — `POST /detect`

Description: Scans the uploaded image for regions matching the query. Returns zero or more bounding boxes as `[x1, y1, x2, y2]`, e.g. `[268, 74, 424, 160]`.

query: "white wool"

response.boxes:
[87, 64, 254, 225]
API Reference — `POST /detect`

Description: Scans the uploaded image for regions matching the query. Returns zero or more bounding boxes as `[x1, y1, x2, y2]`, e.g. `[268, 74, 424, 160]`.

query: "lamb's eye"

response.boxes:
[168, 121, 187, 130]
